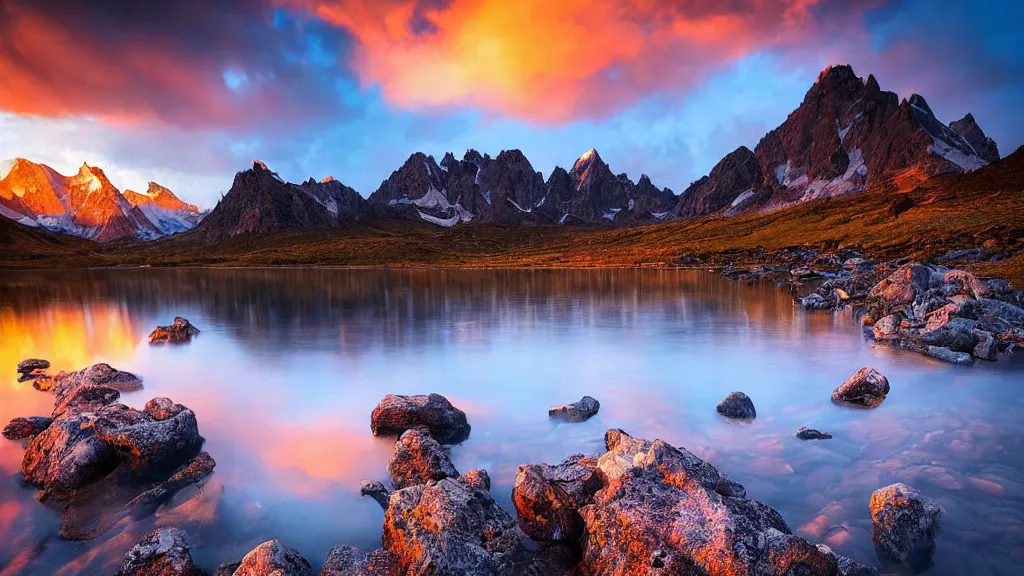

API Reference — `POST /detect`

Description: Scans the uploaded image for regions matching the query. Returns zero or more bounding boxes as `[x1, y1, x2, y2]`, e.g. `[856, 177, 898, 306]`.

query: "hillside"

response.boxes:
[3, 146, 1022, 285]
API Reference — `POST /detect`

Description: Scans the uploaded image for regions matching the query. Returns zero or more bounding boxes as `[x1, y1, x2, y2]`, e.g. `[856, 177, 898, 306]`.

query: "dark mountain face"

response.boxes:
[188, 161, 363, 241]
[674, 147, 763, 219]
[949, 113, 1000, 164]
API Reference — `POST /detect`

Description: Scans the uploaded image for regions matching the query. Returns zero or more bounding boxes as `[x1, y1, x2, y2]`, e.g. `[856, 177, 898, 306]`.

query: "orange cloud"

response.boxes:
[300, 0, 841, 123]
[0, 3, 233, 126]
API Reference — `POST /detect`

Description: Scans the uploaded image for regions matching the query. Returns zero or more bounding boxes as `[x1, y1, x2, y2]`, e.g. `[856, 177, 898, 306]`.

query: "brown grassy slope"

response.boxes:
[0, 217, 103, 267]
[2, 147, 1023, 284]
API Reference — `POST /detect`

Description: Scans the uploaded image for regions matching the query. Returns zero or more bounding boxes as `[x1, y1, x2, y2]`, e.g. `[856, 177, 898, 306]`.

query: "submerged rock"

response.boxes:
[149, 317, 201, 345]
[926, 346, 973, 365]
[116, 527, 202, 576]
[800, 292, 831, 310]
[2, 416, 53, 440]
[832, 367, 890, 407]
[716, 391, 756, 419]
[360, 479, 391, 509]
[17, 358, 49, 374]
[128, 451, 217, 517]
[388, 428, 460, 489]
[234, 540, 313, 576]
[870, 483, 942, 563]
[370, 393, 471, 444]
[796, 426, 833, 440]
[512, 453, 601, 542]
[817, 544, 881, 576]
[548, 396, 600, 423]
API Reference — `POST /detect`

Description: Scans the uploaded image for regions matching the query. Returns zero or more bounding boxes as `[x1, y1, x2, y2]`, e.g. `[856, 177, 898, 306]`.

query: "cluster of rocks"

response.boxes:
[861, 263, 1024, 364]
[150, 317, 202, 344]
[3, 361, 213, 540]
[512, 428, 883, 575]
[723, 248, 1024, 365]
[102, 388, 948, 575]
[719, 247, 878, 294]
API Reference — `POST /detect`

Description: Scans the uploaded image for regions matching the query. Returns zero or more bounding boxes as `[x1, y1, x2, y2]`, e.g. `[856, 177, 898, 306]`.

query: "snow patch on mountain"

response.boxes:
[799, 149, 868, 202]
[507, 197, 531, 213]
[412, 186, 453, 211]
[928, 135, 987, 172]
[417, 210, 460, 227]
[136, 204, 202, 235]
[0, 159, 15, 182]
[731, 189, 755, 207]
[602, 208, 622, 221]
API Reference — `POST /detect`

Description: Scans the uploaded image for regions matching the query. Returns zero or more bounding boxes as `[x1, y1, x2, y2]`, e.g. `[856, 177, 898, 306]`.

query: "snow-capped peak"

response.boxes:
[321, 176, 336, 183]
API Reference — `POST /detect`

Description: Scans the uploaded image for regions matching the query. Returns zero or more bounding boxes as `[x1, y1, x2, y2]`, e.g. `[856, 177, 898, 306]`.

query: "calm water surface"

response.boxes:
[1, 269, 1022, 575]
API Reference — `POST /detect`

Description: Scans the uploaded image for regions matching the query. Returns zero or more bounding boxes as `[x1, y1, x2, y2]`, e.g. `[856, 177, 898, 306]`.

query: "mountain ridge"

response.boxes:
[0, 159, 203, 241]
[0, 63, 1002, 241]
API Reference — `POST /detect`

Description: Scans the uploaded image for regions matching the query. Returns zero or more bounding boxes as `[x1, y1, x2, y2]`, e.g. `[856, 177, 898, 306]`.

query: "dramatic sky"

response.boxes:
[0, 0, 1020, 207]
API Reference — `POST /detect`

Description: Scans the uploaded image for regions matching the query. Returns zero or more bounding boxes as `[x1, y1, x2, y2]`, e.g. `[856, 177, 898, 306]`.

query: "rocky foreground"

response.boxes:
[4, 388, 944, 576]
[721, 247, 1024, 365]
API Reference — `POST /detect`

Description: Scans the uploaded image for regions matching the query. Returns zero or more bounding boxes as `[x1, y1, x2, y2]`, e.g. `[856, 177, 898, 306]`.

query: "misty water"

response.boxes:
[1, 269, 1023, 575]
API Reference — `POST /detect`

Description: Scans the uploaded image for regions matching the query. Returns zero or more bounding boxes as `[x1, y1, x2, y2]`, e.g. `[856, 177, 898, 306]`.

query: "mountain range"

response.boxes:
[0, 160, 203, 242]
[0, 64, 1001, 243]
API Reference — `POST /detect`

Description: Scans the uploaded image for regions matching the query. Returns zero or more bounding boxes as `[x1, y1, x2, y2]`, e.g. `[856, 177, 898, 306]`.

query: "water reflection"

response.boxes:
[0, 269, 1022, 575]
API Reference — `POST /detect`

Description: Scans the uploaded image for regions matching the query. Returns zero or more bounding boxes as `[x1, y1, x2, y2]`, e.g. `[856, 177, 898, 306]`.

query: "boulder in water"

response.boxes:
[17, 358, 49, 374]
[548, 396, 600, 423]
[115, 527, 202, 576]
[149, 317, 201, 345]
[831, 367, 890, 407]
[576, 429, 837, 575]
[370, 393, 471, 444]
[388, 428, 460, 489]
[233, 540, 313, 576]
[796, 426, 832, 440]
[870, 483, 942, 563]
[716, 391, 756, 419]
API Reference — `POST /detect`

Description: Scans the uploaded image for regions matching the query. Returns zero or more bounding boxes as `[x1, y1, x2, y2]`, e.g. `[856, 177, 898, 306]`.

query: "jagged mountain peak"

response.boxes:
[865, 73, 880, 93]
[908, 94, 934, 116]
[815, 64, 858, 85]
[950, 113, 1000, 164]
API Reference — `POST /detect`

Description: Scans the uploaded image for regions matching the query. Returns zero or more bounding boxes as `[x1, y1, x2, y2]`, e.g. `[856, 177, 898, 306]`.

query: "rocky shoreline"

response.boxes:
[715, 247, 1024, 365]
